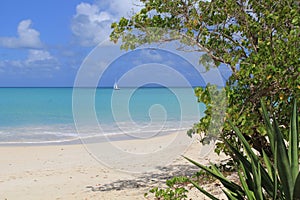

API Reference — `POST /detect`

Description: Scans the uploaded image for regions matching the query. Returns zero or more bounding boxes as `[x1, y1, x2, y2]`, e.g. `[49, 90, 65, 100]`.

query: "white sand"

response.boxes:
[0, 133, 227, 199]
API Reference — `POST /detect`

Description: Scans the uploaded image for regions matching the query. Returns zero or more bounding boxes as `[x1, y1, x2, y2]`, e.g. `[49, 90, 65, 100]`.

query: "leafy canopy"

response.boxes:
[110, 0, 300, 153]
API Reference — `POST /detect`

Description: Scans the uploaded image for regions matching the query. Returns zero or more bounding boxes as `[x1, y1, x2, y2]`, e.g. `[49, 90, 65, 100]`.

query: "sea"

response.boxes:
[0, 87, 204, 145]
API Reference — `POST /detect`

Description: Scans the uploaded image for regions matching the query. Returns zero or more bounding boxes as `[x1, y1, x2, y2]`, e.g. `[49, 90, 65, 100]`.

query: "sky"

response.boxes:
[0, 0, 231, 87]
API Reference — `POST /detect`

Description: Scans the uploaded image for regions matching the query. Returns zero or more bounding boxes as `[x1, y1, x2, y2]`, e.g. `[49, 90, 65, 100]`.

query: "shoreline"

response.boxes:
[0, 129, 189, 147]
[0, 132, 228, 199]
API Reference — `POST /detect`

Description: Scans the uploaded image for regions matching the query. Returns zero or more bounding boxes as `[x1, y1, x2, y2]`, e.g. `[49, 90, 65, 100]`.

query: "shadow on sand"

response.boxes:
[87, 164, 199, 192]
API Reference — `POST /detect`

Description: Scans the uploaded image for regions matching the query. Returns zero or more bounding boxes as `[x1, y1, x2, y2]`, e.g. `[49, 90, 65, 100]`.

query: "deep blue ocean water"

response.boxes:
[0, 87, 203, 144]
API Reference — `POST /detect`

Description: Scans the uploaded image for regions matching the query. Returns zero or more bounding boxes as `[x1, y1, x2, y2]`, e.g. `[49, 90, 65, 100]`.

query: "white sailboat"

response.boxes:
[113, 81, 120, 90]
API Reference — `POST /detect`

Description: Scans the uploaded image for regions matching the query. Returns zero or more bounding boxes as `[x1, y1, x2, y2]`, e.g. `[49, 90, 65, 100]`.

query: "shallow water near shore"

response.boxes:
[0, 87, 203, 144]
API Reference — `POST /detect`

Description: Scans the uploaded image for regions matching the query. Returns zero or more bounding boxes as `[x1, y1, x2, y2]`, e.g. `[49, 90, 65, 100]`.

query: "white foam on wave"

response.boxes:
[0, 119, 197, 145]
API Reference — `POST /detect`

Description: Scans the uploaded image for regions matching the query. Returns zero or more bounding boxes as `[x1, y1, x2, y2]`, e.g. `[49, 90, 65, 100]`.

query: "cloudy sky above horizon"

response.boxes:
[0, 0, 229, 87]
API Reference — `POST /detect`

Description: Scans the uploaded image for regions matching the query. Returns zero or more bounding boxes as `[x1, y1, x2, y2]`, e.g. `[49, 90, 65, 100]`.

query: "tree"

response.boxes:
[110, 0, 300, 154]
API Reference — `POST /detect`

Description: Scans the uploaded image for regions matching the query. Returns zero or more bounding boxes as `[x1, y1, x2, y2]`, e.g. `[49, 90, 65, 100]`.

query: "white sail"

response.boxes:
[113, 82, 120, 90]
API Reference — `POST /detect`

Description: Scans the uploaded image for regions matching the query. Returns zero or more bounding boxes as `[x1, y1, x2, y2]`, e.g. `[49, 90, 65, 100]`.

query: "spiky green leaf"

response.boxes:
[252, 161, 263, 200]
[224, 138, 275, 197]
[183, 156, 242, 193]
[274, 119, 294, 199]
[189, 180, 219, 200]
[293, 173, 300, 200]
[228, 120, 259, 163]
[223, 189, 239, 200]
[260, 99, 275, 152]
[288, 99, 299, 185]
[262, 150, 274, 181]
[238, 162, 254, 200]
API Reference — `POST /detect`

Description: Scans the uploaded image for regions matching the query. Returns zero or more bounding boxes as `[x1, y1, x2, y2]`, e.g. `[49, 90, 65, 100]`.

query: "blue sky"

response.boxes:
[0, 0, 230, 87]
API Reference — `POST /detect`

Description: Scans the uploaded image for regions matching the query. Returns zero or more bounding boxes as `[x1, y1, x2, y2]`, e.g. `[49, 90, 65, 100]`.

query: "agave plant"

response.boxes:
[184, 99, 300, 200]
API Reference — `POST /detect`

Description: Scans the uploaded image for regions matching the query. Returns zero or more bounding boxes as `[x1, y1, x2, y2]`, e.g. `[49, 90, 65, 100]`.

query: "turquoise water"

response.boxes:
[0, 87, 203, 144]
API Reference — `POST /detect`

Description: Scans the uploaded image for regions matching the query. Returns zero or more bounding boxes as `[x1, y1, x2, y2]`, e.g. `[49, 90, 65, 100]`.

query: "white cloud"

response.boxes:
[0, 20, 42, 48]
[26, 49, 54, 64]
[71, 3, 113, 46]
[0, 50, 59, 71]
[9, 60, 23, 68]
[0, 60, 23, 69]
[25, 50, 59, 70]
[71, 0, 140, 46]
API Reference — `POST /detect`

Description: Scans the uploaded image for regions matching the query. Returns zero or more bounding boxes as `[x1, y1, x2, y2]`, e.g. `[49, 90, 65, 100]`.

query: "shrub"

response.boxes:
[185, 99, 300, 199]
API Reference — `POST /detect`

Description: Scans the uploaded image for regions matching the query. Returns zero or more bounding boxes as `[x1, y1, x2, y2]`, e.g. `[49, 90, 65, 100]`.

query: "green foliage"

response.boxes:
[189, 85, 229, 145]
[144, 176, 189, 200]
[110, 0, 300, 154]
[184, 100, 300, 199]
[145, 166, 232, 200]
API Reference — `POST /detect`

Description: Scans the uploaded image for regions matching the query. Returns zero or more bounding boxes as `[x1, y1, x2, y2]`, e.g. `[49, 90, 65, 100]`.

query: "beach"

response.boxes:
[0, 88, 216, 199]
[0, 133, 227, 199]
